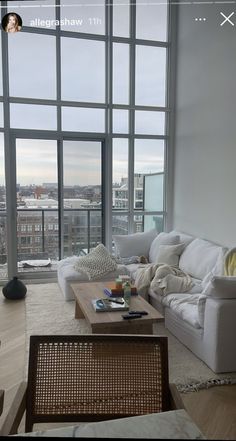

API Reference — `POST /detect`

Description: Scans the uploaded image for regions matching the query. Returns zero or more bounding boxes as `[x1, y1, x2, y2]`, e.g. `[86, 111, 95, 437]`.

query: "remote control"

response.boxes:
[122, 313, 142, 320]
[108, 299, 124, 305]
[128, 310, 148, 315]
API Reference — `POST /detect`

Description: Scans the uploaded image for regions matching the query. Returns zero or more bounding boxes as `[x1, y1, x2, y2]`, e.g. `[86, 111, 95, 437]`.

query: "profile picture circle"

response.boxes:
[2, 12, 22, 33]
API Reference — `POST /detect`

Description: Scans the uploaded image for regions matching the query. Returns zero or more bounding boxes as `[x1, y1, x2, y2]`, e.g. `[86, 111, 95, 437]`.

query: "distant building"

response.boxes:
[23, 198, 58, 209]
[112, 174, 144, 234]
[64, 198, 90, 209]
[113, 174, 144, 210]
[0, 175, 146, 264]
[15, 196, 102, 260]
[42, 183, 58, 188]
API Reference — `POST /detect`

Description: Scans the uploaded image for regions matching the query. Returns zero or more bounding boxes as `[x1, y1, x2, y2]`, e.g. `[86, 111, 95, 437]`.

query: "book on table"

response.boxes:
[92, 297, 129, 312]
[104, 281, 137, 297]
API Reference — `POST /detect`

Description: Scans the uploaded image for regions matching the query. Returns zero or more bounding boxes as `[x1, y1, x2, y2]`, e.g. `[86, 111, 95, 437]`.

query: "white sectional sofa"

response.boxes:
[57, 229, 236, 374]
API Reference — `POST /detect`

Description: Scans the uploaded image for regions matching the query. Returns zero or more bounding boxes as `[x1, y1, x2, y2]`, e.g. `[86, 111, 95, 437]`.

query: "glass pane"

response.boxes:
[62, 107, 105, 132]
[134, 175, 143, 209]
[135, 45, 166, 107]
[0, 103, 3, 128]
[135, 139, 164, 173]
[144, 215, 164, 232]
[63, 210, 85, 257]
[90, 211, 102, 248]
[7, 0, 56, 29]
[0, 133, 7, 278]
[61, 38, 105, 103]
[135, 111, 165, 135]
[133, 214, 143, 233]
[136, 0, 168, 42]
[113, 0, 130, 38]
[113, 139, 129, 210]
[0, 32, 2, 96]
[60, 0, 105, 35]
[63, 140, 102, 256]
[63, 140, 101, 190]
[133, 215, 164, 233]
[44, 210, 59, 260]
[144, 173, 164, 212]
[63, 211, 101, 257]
[113, 109, 129, 134]
[16, 139, 59, 271]
[8, 33, 56, 99]
[112, 215, 128, 237]
[113, 43, 129, 105]
[10, 104, 57, 130]
[134, 139, 164, 209]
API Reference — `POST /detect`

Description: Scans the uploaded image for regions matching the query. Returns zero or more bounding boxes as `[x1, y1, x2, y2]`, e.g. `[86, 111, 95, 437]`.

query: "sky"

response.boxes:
[0, 0, 168, 186]
[0, 136, 165, 186]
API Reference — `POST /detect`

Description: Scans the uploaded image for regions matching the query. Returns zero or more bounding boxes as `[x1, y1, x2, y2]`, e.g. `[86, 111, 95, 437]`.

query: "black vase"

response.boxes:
[2, 276, 27, 300]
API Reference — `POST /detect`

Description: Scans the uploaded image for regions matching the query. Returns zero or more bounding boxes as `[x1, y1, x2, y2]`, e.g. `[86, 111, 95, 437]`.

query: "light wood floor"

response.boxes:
[0, 293, 236, 439]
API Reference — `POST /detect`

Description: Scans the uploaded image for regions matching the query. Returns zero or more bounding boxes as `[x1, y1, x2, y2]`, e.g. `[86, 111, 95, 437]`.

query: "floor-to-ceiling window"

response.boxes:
[111, 0, 169, 237]
[0, 0, 170, 281]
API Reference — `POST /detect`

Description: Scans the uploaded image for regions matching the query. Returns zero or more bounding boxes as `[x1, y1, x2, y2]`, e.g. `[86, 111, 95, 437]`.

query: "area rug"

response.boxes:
[25, 283, 236, 393]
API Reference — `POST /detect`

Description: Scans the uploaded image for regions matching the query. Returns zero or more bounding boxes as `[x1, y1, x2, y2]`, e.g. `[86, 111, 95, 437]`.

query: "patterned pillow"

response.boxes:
[74, 244, 117, 280]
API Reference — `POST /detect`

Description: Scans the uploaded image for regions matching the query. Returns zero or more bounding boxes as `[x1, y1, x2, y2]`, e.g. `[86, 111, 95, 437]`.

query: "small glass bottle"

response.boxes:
[123, 281, 131, 307]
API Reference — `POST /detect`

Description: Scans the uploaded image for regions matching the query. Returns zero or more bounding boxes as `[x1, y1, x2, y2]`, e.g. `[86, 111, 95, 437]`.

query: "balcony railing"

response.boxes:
[0, 207, 160, 276]
[0, 207, 103, 265]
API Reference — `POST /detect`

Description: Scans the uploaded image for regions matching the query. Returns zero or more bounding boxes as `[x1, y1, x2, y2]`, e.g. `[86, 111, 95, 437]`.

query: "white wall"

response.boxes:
[173, 4, 236, 247]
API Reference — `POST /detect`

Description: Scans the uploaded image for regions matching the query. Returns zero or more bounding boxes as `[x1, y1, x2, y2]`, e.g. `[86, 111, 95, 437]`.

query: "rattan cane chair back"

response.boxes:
[24, 334, 170, 432]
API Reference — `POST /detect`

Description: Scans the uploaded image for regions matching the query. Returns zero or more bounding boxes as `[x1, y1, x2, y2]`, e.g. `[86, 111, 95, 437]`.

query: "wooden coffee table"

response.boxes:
[71, 281, 164, 334]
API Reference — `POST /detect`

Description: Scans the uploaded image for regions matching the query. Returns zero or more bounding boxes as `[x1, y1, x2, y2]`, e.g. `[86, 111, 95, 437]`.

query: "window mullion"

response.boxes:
[128, 0, 136, 234]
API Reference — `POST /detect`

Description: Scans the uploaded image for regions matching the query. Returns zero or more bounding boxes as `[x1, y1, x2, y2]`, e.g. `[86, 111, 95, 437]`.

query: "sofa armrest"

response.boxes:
[203, 297, 236, 372]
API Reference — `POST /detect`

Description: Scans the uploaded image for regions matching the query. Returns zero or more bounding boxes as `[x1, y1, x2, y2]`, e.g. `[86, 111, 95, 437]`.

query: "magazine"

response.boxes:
[92, 297, 129, 312]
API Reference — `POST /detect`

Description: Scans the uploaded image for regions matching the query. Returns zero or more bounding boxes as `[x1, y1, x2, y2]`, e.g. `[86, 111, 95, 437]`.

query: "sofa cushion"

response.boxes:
[155, 243, 185, 266]
[149, 232, 180, 263]
[169, 230, 194, 248]
[203, 276, 236, 299]
[162, 293, 202, 328]
[179, 238, 224, 280]
[113, 229, 157, 259]
[188, 277, 203, 294]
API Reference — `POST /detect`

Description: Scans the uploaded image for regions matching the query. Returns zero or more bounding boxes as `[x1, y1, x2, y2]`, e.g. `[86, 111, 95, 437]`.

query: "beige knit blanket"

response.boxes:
[135, 263, 193, 300]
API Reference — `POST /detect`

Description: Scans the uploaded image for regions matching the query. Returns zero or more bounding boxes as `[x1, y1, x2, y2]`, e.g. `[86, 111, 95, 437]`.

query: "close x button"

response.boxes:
[220, 12, 235, 27]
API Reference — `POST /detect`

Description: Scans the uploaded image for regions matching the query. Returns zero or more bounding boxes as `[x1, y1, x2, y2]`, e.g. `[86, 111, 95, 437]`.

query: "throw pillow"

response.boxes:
[149, 232, 180, 263]
[73, 243, 117, 280]
[179, 238, 225, 281]
[203, 276, 236, 299]
[155, 243, 185, 266]
[169, 230, 194, 247]
[113, 229, 157, 259]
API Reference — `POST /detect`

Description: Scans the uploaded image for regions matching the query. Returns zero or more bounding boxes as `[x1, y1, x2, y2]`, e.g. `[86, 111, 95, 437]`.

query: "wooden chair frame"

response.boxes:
[0, 334, 184, 435]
